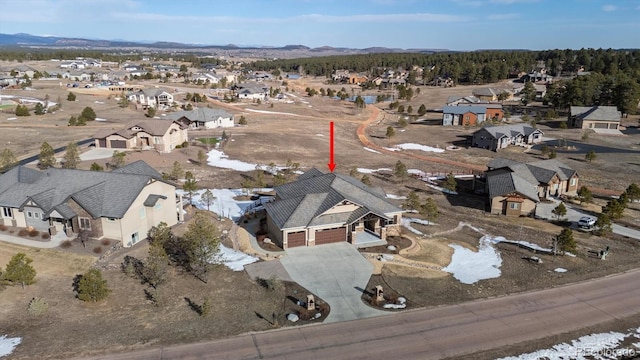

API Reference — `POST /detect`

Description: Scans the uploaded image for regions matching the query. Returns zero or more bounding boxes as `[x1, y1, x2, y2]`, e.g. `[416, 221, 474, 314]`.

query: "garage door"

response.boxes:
[315, 227, 346, 245]
[286, 231, 306, 248]
[594, 123, 608, 129]
[110, 140, 127, 148]
[98, 139, 106, 147]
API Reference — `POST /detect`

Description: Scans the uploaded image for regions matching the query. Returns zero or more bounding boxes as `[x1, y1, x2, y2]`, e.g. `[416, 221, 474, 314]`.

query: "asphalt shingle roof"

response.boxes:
[94, 120, 185, 139]
[570, 106, 621, 122]
[475, 124, 541, 140]
[167, 107, 233, 123]
[265, 169, 402, 230]
[0, 161, 169, 220]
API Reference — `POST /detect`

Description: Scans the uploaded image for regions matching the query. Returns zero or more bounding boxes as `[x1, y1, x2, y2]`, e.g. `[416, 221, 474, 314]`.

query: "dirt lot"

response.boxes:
[2, 62, 640, 358]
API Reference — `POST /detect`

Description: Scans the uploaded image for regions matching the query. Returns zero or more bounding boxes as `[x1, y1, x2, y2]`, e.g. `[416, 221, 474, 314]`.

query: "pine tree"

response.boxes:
[585, 150, 596, 163]
[144, 243, 169, 289]
[77, 269, 111, 302]
[183, 171, 199, 204]
[420, 198, 439, 223]
[552, 202, 567, 221]
[34, 102, 45, 115]
[0, 148, 17, 172]
[90, 162, 104, 171]
[443, 173, 457, 192]
[386, 126, 396, 138]
[38, 142, 56, 168]
[197, 150, 207, 166]
[183, 212, 220, 282]
[63, 142, 80, 169]
[170, 161, 184, 180]
[201, 189, 215, 211]
[577, 186, 593, 204]
[3, 253, 36, 289]
[110, 150, 126, 169]
[361, 174, 372, 186]
[404, 191, 420, 211]
[555, 228, 576, 255]
[394, 160, 408, 183]
[67, 92, 76, 101]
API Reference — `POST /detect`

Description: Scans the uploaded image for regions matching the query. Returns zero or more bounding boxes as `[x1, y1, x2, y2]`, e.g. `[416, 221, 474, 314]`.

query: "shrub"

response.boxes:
[60, 240, 73, 248]
[201, 296, 212, 317]
[0, 225, 7, 231]
[93, 246, 103, 254]
[28, 229, 39, 237]
[101, 239, 111, 246]
[27, 297, 49, 316]
[41, 233, 50, 240]
[18, 229, 29, 237]
[181, 141, 189, 148]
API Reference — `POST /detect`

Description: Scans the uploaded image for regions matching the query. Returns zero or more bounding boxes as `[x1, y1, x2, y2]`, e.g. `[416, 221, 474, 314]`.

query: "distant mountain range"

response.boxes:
[0, 33, 449, 57]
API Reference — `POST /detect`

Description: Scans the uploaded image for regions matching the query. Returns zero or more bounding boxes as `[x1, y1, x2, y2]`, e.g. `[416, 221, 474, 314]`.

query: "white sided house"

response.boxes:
[0, 161, 180, 247]
[167, 107, 234, 129]
[127, 88, 174, 109]
[265, 169, 403, 249]
[472, 124, 543, 151]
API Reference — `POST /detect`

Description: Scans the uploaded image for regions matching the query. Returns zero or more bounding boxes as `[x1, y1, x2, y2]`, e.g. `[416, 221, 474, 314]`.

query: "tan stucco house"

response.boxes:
[569, 106, 621, 130]
[265, 169, 403, 249]
[93, 119, 188, 152]
[0, 161, 179, 247]
[486, 159, 579, 216]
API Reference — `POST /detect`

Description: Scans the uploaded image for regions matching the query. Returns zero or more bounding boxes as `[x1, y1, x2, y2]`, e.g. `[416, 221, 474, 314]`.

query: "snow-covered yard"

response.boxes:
[0, 335, 21, 358]
[390, 143, 445, 153]
[178, 188, 273, 222]
[443, 235, 503, 284]
[498, 326, 640, 360]
[215, 244, 258, 271]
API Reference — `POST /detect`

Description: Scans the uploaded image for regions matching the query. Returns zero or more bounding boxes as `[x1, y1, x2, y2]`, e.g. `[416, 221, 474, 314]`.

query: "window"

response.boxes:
[139, 208, 146, 219]
[79, 217, 91, 230]
[154, 202, 162, 210]
[509, 202, 519, 210]
[34, 212, 39, 219]
[2, 207, 12, 218]
[131, 232, 139, 245]
[27, 211, 33, 218]
[570, 178, 576, 186]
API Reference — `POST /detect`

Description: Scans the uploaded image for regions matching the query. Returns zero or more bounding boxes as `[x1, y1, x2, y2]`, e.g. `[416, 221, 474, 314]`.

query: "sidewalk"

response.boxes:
[0, 231, 70, 249]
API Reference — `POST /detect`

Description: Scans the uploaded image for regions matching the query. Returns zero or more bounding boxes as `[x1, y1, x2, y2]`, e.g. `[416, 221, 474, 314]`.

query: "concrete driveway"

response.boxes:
[536, 199, 640, 240]
[280, 242, 388, 323]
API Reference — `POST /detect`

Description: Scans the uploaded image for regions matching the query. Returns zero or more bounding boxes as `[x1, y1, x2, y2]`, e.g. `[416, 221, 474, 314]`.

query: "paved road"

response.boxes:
[536, 199, 640, 241]
[78, 268, 640, 360]
[280, 242, 387, 323]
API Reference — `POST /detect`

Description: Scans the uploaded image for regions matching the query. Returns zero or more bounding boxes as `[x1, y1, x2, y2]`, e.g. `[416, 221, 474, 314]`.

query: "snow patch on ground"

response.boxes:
[357, 167, 392, 174]
[215, 244, 258, 271]
[386, 194, 407, 200]
[443, 235, 502, 284]
[401, 217, 433, 235]
[392, 143, 445, 153]
[554, 268, 568, 273]
[0, 335, 21, 358]
[498, 328, 636, 360]
[383, 147, 401, 152]
[243, 108, 300, 116]
[315, 134, 324, 137]
[363, 147, 381, 154]
[179, 188, 266, 222]
[207, 149, 258, 172]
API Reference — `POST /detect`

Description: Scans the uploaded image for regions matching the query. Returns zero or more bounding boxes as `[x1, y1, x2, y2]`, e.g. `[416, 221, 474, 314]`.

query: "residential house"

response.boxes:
[569, 106, 621, 130]
[192, 73, 221, 84]
[127, 88, 174, 109]
[167, 107, 234, 129]
[348, 74, 368, 85]
[442, 104, 504, 126]
[0, 161, 179, 247]
[485, 159, 579, 216]
[93, 119, 188, 152]
[265, 169, 403, 249]
[60, 61, 86, 69]
[445, 95, 484, 106]
[472, 87, 513, 102]
[472, 124, 544, 151]
[234, 84, 268, 100]
[332, 70, 350, 83]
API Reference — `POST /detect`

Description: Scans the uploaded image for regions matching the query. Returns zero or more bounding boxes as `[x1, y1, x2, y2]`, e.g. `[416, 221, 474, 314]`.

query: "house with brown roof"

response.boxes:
[442, 104, 504, 126]
[93, 119, 188, 152]
[485, 159, 579, 216]
[264, 169, 403, 249]
[569, 106, 621, 130]
[0, 161, 179, 247]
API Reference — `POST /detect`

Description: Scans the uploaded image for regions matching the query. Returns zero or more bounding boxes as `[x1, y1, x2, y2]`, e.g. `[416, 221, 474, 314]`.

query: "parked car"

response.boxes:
[578, 216, 596, 229]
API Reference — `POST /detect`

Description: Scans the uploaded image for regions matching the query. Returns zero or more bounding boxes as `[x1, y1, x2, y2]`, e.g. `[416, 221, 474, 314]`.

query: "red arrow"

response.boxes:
[328, 121, 336, 172]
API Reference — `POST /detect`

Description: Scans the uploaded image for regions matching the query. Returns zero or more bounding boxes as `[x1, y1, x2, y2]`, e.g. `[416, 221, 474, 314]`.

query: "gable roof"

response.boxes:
[167, 107, 233, 123]
[265, 169, 402, 230]
[472, 87, 512, 97]
[486, 159, 577, 201]
[570, 106, 621, 122]
[475, 124, 542, 140]
[443, 105, 491, 115]
[0, 161, 170, 220]
[93, 119, 185, 139]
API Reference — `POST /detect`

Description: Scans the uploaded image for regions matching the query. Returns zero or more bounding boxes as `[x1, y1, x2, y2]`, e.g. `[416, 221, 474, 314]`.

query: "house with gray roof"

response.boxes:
[127, 88, 174, 109]
[472, 87, 513, 101]
[569, 106, 621, 130]
[485, 158, 579, 216]
[93, 119, 188, 152]
[264, 169, 403, 249]
[472, 124, 543, 151]
[167, 107, 234, 129]
[442, 104, 503, 126]
[0, 161, 179, 247]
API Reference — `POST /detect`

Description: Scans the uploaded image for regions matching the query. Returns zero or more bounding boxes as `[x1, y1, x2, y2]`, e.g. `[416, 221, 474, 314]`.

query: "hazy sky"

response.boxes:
[0, 0, 638, 50]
